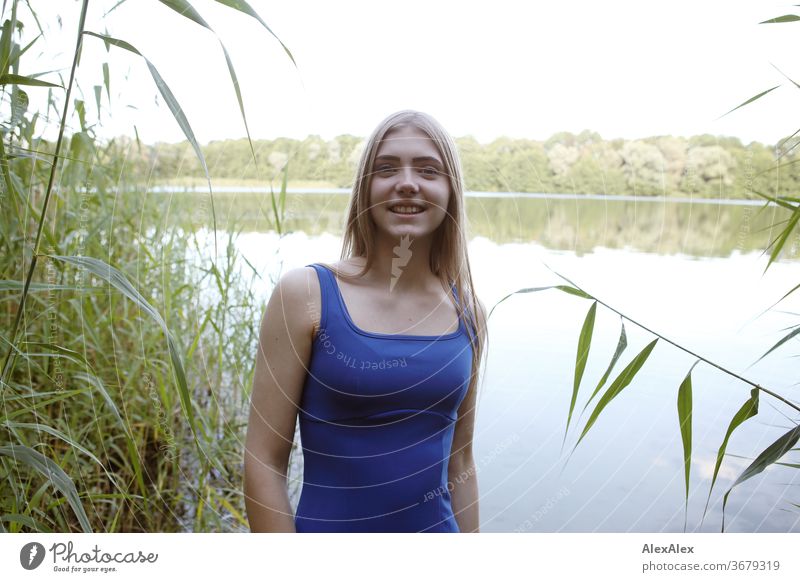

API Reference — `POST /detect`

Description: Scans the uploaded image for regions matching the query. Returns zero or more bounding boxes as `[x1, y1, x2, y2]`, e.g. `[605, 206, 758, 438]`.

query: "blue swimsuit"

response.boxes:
[293, 263, 475, 532]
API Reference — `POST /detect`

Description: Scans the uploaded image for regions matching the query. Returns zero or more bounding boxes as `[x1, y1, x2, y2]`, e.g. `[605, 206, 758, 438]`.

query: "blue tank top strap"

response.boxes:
[305, 263, 335, 333]
[449, 280, 480, 343]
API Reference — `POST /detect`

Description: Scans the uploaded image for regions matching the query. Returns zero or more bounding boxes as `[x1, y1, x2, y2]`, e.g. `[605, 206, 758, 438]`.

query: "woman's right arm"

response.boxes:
[244, 267, 319, 532]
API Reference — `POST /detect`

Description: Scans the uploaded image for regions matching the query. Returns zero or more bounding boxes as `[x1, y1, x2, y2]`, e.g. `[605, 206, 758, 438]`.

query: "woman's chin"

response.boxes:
[371, 213, 445, 241]
[375, 225, 430, 243]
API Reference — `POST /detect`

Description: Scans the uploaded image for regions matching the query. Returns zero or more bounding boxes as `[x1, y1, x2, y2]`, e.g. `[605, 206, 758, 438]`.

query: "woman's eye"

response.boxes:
[421, 166, 440, 176]
[376, 165, 395, 173]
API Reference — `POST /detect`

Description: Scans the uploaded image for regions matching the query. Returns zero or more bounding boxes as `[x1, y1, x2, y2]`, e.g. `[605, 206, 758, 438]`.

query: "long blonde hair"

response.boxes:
[338, 110, 486, 395]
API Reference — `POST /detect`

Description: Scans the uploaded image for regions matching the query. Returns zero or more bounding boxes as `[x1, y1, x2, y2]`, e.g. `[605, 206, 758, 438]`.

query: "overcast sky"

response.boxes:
[23, 0, 800, 145]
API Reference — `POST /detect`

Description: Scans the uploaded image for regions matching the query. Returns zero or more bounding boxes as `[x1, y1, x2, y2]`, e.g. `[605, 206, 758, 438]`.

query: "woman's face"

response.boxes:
[368, 124, 451, 242]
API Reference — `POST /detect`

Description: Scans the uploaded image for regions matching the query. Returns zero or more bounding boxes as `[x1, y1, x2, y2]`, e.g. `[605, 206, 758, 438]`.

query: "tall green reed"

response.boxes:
[1, 0, 291, 532]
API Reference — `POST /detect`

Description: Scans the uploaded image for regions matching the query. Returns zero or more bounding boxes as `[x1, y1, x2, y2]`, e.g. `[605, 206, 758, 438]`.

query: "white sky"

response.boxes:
[18, 0, 800, 145]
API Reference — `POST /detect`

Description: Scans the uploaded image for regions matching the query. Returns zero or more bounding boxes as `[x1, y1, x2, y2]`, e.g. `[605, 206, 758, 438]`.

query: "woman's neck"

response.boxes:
[354, 234, 440, 294]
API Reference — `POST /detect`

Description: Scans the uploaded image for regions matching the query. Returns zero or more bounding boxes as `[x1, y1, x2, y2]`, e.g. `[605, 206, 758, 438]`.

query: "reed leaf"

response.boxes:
[219, 43, 256, 162]
[760, 14, 800, 24]
[720, 85, 781, 118]
[280, 161, 288, 222]
[270, 162, 289, 234]
[1, 388, 84, 403]
[701, 387, 759, 525]
[214, 0, 297, 66]
[1, 513, 51, 532]
[0, 281, 98, 292]
[23, 342, 92, 370]
[756, 282, 800, 319]
[677, 361, 699, 531]
[565, 301, 596, 444]
[576, 339, 658, 448]
[488, 285, 591, 320]
[0, 137, 20, 226]
[757, 324, 800, 363]
[158, 0, 210, 28]
[4, 391, 87, 417]
[158, 0, 258, 164]
[749, 188, 799, 212]
[104, 0, 129, 16]
[0, 444, 92, 532]
[29, 481, 51, 517]
[0, 73, 61, 87]
[217, 494, 247, 527]
[2, 421, 104, 469]
[0, 19, 11, 76]
[765, 209, 800, 271]
[771, 63, 800, 93]
[102, 61, 110, 103]
[722, 422, 800, 531]
[73, 371, 134, 442]
[81, 31, 208, 180]
[186, 310, 212, 360]
[17, 350, 131, 454]
[775, 127, 800, 161]
[582, 317, 627, 414]
[46, 255, 197, 441]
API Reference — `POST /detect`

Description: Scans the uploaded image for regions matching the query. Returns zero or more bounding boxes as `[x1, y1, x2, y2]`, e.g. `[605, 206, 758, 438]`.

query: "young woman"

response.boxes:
[243, 110, 488, 532]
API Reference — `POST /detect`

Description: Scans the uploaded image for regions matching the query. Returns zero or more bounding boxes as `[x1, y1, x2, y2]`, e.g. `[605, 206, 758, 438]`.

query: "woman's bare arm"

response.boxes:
[243, 267, 319, 532]
[448, 296, 487, 533]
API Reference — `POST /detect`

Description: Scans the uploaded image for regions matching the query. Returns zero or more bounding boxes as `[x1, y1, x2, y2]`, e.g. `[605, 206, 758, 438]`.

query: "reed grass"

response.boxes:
[0, 0, 291, 532]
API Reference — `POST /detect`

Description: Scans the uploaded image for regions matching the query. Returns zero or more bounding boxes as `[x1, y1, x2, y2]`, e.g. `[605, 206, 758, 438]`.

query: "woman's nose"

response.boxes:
[396, 165, 419, 192]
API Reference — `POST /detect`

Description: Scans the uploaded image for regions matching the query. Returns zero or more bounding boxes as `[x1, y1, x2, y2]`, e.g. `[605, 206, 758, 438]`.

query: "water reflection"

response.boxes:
[174, 191, 797, 260]
[183, 192, 800, 532]
[474, 248, 800, 532]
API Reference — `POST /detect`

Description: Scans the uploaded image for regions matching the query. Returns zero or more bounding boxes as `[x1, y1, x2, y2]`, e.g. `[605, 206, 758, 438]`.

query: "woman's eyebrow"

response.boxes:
[375, 155, 444, 166]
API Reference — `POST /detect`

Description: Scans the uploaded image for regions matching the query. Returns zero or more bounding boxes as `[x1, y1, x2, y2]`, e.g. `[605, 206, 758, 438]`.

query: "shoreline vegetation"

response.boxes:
[151, 183, 773, 206]
[124, 131, 800, 200]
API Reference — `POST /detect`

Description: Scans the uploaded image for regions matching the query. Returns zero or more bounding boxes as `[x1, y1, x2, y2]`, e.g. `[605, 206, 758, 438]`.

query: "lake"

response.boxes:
[182, 190, 800, 532]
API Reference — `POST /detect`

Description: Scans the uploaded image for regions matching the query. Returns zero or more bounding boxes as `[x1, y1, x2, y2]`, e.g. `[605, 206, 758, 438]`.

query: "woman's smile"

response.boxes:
[388, 201, 427, 216]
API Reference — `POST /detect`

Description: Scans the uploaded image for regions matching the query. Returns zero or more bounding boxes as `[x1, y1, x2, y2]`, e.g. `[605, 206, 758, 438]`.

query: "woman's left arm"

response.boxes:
[448, 297, 487, 533]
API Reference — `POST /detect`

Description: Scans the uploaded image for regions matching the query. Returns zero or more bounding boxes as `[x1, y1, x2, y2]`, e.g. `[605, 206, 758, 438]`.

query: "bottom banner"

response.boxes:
[1, 533, 798, 581]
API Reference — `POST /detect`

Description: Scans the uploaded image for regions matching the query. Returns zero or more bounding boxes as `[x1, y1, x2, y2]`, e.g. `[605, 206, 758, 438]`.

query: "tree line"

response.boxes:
[110, 130, 800, 198]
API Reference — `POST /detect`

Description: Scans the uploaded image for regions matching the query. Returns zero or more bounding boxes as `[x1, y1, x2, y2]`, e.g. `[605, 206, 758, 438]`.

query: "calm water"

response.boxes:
[183, 191, 800, 532]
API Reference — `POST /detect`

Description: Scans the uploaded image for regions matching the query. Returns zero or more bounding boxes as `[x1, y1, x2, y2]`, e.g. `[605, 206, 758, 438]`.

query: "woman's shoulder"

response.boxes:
[278, 265, 319, 288]
[270, 266, 323, 341]
[324, 257, 364, 270]
[275, 259, 361, 296]
[310, 258, 366, 279]
[276, 256, 362, 291]
[267, 268, 319, 315]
